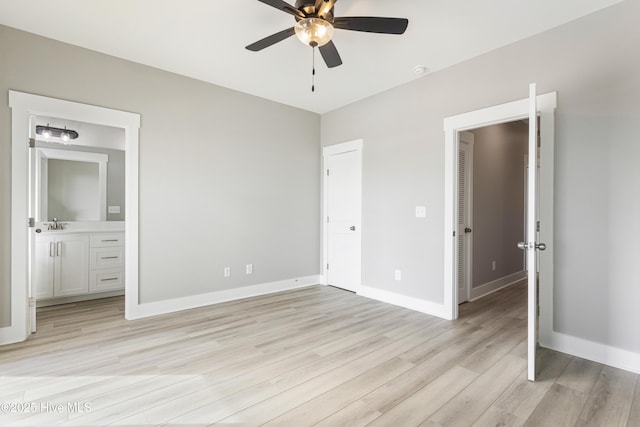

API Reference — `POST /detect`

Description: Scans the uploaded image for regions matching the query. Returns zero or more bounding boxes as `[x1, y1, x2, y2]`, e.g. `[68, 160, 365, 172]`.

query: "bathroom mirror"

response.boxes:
[36, 148, 108, 222]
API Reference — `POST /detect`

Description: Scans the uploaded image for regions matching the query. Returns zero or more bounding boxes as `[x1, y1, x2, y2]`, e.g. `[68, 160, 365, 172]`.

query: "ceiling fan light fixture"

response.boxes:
[295, 18, 334, 47]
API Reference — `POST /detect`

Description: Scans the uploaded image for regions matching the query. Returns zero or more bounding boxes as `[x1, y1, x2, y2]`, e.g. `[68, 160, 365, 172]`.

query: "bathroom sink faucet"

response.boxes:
[48, 218, 65, 230]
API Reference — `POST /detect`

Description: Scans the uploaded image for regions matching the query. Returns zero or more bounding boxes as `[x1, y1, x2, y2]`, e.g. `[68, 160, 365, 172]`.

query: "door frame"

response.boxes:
[3, 90, 140, 345]
[443, 92, 556, 344]
[321, 139, 363, 291]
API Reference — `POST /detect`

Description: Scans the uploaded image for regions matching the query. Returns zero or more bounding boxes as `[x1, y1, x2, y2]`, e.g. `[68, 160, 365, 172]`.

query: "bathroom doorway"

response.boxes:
[4, 91, 140, 344]
[31, 117, 127, 316]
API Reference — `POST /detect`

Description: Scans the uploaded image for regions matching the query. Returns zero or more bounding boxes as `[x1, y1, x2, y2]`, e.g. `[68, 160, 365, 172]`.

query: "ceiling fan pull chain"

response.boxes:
[312, 47, 316, 92]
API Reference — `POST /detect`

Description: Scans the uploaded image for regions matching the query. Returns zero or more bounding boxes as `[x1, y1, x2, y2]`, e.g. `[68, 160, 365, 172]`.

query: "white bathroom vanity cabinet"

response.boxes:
[34, 230, 125, 305]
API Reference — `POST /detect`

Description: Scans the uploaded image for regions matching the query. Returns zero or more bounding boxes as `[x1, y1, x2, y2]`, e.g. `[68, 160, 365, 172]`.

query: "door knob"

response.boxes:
[518, 242, 547, 251]
[349, 226, 356, 231]
[464, 227, 472, 234]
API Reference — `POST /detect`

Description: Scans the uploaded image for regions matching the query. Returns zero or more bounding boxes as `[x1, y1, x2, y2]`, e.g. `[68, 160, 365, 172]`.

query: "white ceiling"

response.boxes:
[0, 0, 623, 114]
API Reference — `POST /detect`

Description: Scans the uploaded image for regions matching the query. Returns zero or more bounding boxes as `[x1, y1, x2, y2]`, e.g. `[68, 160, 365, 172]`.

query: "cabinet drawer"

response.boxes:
[91, 233, 125, 248]
[90, 247, 124, 269]
[90, 269, 124, 292]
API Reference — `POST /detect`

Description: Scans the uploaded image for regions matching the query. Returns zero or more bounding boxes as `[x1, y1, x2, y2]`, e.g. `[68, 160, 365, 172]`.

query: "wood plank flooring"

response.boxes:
[0, 282, 638, 426]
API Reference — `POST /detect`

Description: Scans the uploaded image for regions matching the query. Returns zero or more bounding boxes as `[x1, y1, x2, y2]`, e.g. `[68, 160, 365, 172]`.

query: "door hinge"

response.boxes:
[453, 230, 456, 237]
[28, 217, 35, 228]
[29, 297, 36, 307]
[28, 138, 35, 148]
[537, 221, 540, 232]
[326, 169, 330, 176]
[326, 264, 329, 270]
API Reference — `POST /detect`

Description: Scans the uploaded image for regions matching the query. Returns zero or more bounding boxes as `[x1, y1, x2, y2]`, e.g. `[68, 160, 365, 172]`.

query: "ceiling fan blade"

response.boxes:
[257, 0, 305, 19]
[315, 0, 337, 19]
[319, 41, 342, 68]
[246, 27, 296, 51]
[333, 17, 409, 34]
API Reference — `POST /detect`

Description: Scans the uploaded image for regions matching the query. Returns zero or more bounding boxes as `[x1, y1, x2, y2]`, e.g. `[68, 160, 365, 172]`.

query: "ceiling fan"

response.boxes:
[245, 0, 409, 68]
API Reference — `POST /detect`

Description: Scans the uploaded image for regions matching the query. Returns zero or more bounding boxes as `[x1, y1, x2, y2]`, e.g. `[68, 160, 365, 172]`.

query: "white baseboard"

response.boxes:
[358, 285, 449, 320]
[470, 270, 526, 301]
[126, 275, 321, 320]
[544, 331, 640, 375]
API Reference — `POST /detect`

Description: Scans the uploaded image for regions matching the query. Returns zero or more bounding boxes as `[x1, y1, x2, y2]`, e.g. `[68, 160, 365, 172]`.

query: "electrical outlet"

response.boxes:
[492, 261, 496, 271]
[394, 269, 402, 281]
[108, 205, 120, 214]
[246, 264, 253, 275]
[224, 267, 231, 278]
[415, 206, 426, 218]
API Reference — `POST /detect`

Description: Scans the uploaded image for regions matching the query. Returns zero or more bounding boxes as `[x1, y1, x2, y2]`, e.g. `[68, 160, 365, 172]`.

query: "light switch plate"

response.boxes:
[415, 206, 426, 218]
[108, 206, 121, 214]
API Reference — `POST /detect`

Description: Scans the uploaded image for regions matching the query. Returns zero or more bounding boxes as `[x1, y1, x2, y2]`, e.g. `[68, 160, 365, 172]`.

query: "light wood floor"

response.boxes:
[0, 282, 638, 426]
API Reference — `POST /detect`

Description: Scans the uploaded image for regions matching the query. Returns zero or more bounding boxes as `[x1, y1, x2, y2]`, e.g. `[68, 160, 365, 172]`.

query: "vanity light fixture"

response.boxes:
[36, 124, 79, 141]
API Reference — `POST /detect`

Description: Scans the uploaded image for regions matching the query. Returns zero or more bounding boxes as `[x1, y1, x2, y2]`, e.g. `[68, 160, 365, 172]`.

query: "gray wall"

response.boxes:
[0, 25, 321, 325]
[321, 1, 640, 352]
[36, 142, 126, 221]
[471, 122, 526, 288]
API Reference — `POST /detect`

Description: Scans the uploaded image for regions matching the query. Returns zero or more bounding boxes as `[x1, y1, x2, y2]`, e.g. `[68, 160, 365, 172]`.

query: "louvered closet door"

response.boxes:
[458, 136, 473, 304]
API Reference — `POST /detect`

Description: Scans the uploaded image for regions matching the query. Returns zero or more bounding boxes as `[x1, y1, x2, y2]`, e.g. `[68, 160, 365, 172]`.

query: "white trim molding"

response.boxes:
[358, 285, 451, 320]
[545, 332, 640, 375]
[127, 276, 321, 320]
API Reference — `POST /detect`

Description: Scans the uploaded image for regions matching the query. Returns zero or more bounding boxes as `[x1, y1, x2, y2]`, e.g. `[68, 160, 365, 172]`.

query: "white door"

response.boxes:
[457, 134, 474, 304]
[324, 141, 362, 292]
[522, 83, 548, 381]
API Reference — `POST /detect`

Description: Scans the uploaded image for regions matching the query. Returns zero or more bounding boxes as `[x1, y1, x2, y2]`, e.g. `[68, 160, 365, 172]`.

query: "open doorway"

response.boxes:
[4, 91, 140, 345]
[457, 120, 528, 307]
[31, 116, 127, 314]
[444, 88, 557, 381]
